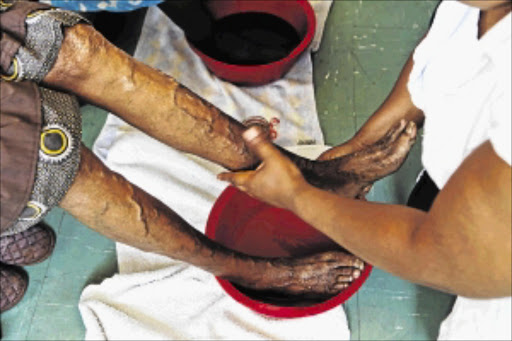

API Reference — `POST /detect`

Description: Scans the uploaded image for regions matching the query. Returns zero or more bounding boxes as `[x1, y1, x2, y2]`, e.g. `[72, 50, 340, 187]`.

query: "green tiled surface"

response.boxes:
[2, 1, 456, 340]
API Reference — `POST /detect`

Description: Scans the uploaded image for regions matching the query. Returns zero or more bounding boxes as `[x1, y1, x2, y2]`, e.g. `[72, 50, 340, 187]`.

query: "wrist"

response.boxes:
[290, 181, 316, 213]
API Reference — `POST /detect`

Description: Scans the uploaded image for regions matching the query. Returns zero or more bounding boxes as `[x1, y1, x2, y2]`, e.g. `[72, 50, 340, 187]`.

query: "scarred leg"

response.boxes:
[59, 146, 363, 296]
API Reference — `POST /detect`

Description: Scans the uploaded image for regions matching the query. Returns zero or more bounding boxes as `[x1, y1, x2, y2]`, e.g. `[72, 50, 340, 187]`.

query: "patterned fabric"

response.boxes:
[2, 87, 82, 236]
[8, 8, 87, 82]
[41, 0, 163, 12]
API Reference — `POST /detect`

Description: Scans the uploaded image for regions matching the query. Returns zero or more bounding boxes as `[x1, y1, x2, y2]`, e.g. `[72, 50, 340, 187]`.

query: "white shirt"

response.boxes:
[408, 0, 511, 189]
[407, 2, 511, 340]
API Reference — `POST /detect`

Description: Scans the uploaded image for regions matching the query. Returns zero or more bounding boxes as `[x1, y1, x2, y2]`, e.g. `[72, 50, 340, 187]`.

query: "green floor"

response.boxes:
[2, 1, 456, 340]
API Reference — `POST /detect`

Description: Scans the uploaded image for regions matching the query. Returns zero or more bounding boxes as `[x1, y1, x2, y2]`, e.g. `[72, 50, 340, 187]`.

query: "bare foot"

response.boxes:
[228, 251, 365, 297]
[291, 120, 417, 197]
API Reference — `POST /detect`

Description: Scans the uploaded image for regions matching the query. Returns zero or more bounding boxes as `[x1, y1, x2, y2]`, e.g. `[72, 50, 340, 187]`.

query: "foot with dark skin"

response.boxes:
[229, 252, 364, 297]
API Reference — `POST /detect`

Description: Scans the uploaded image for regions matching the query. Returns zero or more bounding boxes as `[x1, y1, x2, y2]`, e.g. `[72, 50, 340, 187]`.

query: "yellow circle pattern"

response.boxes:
[1, 58, 18, 81]
[41, 128, 68, 156]
[0, 0, 13, 8]
[25, 202, 42, 219]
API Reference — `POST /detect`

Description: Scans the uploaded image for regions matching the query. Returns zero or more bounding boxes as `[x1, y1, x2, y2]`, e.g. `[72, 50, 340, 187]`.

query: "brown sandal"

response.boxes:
[0, 223, 56, 266]
[0, 263, 28, 312]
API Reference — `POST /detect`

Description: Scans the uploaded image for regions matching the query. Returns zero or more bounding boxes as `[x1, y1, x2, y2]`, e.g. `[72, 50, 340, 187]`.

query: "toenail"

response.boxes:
[353, 269, 361, 279]
[338, 275, 351, 282]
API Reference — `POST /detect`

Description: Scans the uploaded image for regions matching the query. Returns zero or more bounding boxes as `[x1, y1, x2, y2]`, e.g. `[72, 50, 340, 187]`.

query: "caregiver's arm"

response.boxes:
[219, 129, 512, 298]
[296, 141, 511, 298]
[319, 52, 425, 161]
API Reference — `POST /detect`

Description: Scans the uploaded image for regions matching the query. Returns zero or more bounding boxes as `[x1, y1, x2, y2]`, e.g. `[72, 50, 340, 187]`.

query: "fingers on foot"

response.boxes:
[391, 122, 417, 156]
[388, 119, 408, 143]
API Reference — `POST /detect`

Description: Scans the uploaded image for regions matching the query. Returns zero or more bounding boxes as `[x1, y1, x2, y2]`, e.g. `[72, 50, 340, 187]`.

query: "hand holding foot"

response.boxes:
[300, 120, 417, 198]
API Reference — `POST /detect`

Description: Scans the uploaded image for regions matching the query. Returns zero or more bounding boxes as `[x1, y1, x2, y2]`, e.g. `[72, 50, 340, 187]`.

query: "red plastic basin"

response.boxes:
[189, 0, 316, 86]
[206, 186, 372, 318]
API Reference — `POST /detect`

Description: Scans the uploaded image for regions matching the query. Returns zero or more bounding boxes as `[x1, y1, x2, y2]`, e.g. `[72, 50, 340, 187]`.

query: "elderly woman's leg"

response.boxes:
[59, 146, 363, 296]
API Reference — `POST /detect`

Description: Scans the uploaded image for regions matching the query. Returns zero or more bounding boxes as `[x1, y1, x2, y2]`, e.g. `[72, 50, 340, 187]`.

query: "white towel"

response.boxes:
[81, 2, 350, 340]
[438, 296, 512, 341]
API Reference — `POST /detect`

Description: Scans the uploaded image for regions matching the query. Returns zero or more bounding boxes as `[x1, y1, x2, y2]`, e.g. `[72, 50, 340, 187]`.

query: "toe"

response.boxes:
[406, 121, 417, 138]
[337, 274, 353, 283]
[337, 267, 354, 276]
[354, 259, 365, 270]
[334, 282, 349, 290]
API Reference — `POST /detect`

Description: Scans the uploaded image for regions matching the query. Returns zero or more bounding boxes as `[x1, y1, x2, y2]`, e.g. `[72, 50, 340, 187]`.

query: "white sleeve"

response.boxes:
[489, 67, 511, 166]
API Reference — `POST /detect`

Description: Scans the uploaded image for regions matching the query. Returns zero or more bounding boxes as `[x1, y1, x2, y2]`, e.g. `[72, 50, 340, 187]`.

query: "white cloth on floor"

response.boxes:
[80, 2, 350, 340]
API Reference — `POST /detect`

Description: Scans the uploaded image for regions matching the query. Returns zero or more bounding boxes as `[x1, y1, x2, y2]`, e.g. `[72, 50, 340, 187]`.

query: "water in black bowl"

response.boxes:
[196, 12, 302, 65]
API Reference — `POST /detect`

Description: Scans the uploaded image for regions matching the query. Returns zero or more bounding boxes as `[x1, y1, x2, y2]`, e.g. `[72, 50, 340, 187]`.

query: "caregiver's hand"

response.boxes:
[218, 126, 312, 211]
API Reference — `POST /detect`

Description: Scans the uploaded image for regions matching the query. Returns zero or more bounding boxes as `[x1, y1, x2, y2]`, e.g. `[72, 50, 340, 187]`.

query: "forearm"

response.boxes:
[350, 54, 424, 149]
[292, 171, 511, 298]
[292, 186, 432, 284]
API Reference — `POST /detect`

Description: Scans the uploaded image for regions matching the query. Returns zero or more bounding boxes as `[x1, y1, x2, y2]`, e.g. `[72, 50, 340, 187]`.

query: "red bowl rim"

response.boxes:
[206, 186, 373, 318]
[189, 0, 317, 72]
